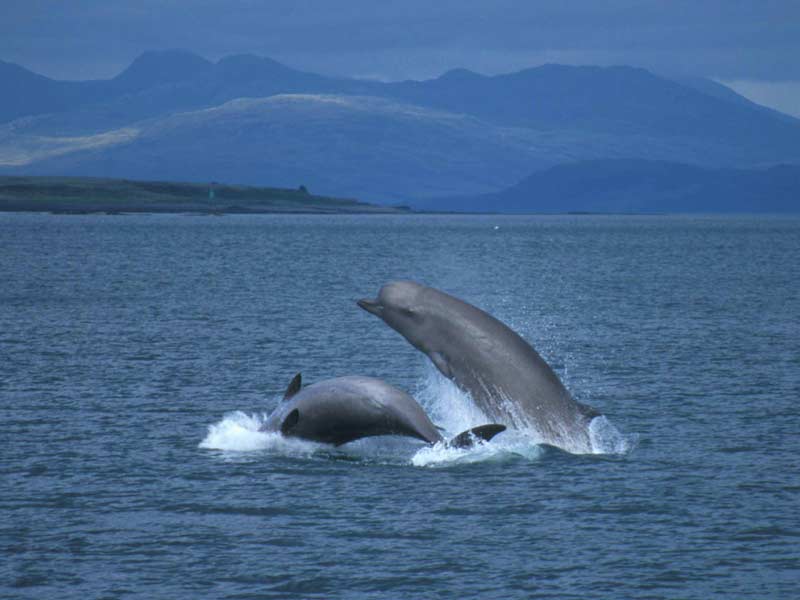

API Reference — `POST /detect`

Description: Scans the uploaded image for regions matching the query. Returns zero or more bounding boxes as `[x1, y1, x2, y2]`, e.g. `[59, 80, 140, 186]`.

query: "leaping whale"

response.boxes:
[358, 281, 601, 454]
[260, 373, 505, 448]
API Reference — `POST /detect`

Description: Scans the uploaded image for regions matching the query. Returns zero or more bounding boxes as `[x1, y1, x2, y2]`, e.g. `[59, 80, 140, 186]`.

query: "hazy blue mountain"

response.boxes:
[5, 51, 799, 148]
[0, 50, 214, 124]
[679, 77, 760, 108]
[2, 50, 799, 204]
[0, 95, 563, 202]
[0, 61, 85, 122]
[678, 76, 799, 123]
[9, 92, 789, 203]
[416, 159, 800, 213]
[0, 51, 346, 132]
[385, 65, 800, 162]
[108, 49, 213, 93]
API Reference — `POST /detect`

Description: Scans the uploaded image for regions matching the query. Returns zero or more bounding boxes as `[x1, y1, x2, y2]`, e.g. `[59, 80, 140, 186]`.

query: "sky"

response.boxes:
[2, 0, 799, 116]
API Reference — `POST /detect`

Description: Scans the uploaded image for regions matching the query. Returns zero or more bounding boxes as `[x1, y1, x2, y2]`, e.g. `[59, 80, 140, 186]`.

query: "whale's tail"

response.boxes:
[447, 424, 506, 449]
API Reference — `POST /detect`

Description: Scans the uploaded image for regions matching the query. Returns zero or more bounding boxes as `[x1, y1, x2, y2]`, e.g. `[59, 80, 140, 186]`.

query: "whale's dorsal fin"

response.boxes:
[283, 373, 302, 402]
[280, 409, 300, 434]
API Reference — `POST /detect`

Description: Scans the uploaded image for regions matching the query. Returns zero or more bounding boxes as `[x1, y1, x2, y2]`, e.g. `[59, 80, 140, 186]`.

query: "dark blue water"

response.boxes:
[2, 213, 798, 599]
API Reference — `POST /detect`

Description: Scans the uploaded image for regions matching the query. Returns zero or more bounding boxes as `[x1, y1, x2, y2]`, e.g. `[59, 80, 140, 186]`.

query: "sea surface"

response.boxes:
[1, 212, 798, 599]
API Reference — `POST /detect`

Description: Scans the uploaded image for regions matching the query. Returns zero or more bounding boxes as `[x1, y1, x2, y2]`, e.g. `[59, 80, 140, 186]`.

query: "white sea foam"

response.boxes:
[411, 428, 546, 467]
[408, 367, 547, 467]
[198, 410, 322, 456]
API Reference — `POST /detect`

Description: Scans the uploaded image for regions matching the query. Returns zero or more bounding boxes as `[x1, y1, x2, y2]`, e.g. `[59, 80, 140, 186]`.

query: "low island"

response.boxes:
[0, 176, 410, 214]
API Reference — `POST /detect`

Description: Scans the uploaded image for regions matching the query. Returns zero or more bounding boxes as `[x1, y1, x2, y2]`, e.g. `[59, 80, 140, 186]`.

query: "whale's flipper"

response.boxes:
[577, 402, 602, 421]
[430, 352, 453, 378]
[280, 409, 300, 434]
[447, 424, 506, 449]
[283, 373, 302, 402]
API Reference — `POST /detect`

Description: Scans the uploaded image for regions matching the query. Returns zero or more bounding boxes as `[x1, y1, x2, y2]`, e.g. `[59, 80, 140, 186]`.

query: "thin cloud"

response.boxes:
[1, 0, 798, 82]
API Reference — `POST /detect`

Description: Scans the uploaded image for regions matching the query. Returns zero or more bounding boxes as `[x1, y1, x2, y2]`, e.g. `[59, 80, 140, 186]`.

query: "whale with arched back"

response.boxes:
[358, 281, 601, 454]
[260, 373, 505, 449]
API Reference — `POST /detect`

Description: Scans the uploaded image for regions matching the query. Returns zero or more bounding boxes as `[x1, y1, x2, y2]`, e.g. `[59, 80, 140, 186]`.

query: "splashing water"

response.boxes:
[411, 428, 547, 467]
[412, 364, 492, 436]
[198, 408, 427, 464]
[410, 365, 636, 464]
[410, 367, 549, 467]
[198, 410, 324, 457]
[589, 415, 638, 455]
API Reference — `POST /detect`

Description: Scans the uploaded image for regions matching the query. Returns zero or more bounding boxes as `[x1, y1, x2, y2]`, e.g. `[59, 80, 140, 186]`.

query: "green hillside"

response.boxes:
[0, 176, 409, 214]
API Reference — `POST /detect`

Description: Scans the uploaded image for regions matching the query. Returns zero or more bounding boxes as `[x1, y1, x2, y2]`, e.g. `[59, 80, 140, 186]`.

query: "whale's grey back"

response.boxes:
[263, 376, 442, 446]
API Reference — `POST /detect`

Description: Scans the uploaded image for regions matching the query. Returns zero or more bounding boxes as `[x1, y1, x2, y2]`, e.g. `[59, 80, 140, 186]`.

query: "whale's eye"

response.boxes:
[401, 308, 416, 318]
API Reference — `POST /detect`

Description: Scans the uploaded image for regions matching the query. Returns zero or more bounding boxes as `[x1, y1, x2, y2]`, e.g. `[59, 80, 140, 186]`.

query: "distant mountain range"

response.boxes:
[415, 160, 800, 213]
[1, 49, 799, 210]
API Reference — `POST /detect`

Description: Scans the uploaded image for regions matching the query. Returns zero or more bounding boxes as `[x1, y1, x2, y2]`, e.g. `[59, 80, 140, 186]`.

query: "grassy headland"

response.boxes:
[0, 176, 410, 214]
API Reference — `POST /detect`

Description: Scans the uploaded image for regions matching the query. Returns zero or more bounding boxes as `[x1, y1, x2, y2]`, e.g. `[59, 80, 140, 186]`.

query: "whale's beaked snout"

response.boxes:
[357, 297, 383, 316]
[358, 281, 427, 321]
[358, 281, 432, 354]
[358, 281, 418, 316]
